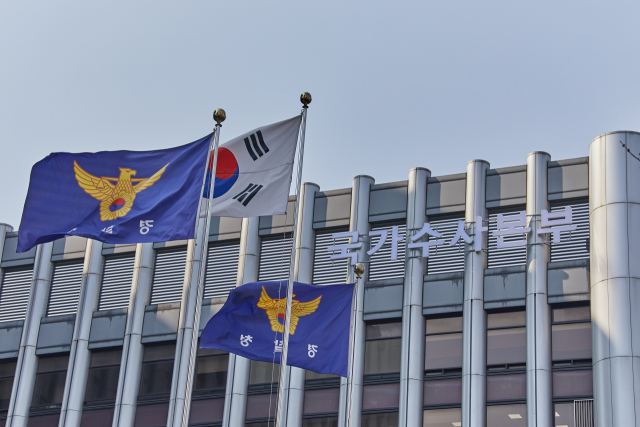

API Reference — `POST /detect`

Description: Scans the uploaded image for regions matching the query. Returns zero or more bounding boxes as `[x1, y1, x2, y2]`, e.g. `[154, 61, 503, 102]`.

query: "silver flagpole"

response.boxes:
[177, 108, 226, 427]
[275, 92, 312, 427]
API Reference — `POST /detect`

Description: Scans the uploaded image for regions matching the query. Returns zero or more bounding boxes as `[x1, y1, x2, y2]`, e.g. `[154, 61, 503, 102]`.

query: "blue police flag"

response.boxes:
[200, 281, 354, 377]
[17, 135, 211, 252]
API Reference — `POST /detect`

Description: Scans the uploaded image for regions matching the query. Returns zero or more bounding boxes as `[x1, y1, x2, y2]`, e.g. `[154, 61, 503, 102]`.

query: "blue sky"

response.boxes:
[2, 1, 640, 228]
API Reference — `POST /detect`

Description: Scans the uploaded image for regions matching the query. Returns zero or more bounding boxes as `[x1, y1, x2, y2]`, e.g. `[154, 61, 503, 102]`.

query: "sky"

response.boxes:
[1, 1, 640, 229]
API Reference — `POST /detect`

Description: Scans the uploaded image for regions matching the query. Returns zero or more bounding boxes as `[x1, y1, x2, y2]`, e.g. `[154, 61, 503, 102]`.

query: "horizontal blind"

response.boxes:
[369, 225, 406, 281]
[258, 236, 293, 282]
[487, 211, 527, 268]
[99, 256, 135, 310]
[427, 217, 465, 274]
[47, 262, 84, 316]
[0, 268, 33, 322]
[312, 231, 349, 285]
[204, 242, 240, 299]
[550, 202, 589, 262]
[150, 249, 188, 305]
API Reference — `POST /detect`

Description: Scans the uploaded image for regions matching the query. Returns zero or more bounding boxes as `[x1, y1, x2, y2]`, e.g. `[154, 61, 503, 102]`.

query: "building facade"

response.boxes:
[0, 131, 637, 427]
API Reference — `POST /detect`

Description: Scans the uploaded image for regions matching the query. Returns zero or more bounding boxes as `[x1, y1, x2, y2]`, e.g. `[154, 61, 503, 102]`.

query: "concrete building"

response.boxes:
[0, 131, 637, 427]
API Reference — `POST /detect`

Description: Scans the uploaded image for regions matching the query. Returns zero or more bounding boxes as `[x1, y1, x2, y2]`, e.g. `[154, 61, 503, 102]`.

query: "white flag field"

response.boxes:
[201, 115, 302, 218]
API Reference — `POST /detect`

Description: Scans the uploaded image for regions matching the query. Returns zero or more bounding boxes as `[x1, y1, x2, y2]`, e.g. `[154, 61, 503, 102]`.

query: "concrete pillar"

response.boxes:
[112, 243, 155, 427]
[589, 131, 640, 427]
[338, 175, 374, 427]
[6, 242, 54, 427]
[60, 240, 105, 427]
[223, 217, 260, 427]
[167, 218, 207, 427]
[399, 168, 430, 427]
[281, 183, 320, 427]
[461, 160, 489, 427]
[525, 152, 553, 427]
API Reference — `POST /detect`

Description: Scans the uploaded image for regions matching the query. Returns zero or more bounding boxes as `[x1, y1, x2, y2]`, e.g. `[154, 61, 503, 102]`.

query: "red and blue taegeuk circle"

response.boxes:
[206, 147, 239, 198]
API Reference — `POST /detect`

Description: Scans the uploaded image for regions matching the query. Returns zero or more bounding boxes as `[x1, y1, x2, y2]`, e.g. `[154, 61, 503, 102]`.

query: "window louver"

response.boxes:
[99, 256, 135, 311]
[574, 399, 594, 427]
[0, 268, 33, 322]
[369, 225, 406, 281]
[487, 211, 527, 269]
[47, 262, 84, 316]
[258, 237, 293, 282]
[150, 250, 188, 305]
[312, 231, 349, 285]
[204, 242, 240, 299]
[550, 202, 589, 262]
[427, 217, 465, 275]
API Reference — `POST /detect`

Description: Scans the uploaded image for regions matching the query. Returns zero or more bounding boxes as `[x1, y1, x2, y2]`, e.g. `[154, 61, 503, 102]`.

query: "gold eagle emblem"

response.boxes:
[256, 286, 321, 335]
[73, 160, 168, 221]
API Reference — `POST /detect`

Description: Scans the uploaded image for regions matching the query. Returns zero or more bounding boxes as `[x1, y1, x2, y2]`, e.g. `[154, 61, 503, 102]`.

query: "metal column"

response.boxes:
[525, 152, 553, 427]
[282, 182, 320, 427]
[461, 160, 489, 427]
[338, 175, 374, 427]
[112, 243, 155, 427]
[399, 167, 430, 427]
[223, 217, 260, 427]
[589, 131, 640, 427]
[60, 240, 105, 427]
[6, 242, 54, 427]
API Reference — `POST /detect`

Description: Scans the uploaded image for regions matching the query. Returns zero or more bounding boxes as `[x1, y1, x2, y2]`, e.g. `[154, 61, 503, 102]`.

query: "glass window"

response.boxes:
[362, 383, 400, 411]
[193, 348, 228, 391]
[423, 408, 461, 427]
[301, 417, 338, 427]
[303, 388, 340, 414]
[552, 370, 593, 398]
[364, 322, 402, 375]
[80, 408, 115, 427]
[552, 306, 591, 363]
[486, 373, 526, 402]
[487, 312, 526, 367]
[249, 360, 280, 385]
[554, 402, 574, 427]
[423, 378, 462, 406]
[425, 317, 463, 372]
[85, 349, 121, 403]
[138, 344, 175, 398]
[32, 354, 69, 407]
[486, 404, 527, 426]
[245, 393, 278, 420]
[189, 397, 224, 425]
[0, 360, 16, 411]
[133, 402, 169, 427]
[361, 412, 398, 427]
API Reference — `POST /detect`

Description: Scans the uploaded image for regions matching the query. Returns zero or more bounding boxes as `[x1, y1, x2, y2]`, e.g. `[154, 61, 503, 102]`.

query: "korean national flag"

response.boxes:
[202, 115, 302, 218]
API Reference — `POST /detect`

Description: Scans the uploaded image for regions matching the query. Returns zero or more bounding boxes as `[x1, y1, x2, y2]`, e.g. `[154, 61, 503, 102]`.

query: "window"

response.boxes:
[487, 210, 527, 268]
[303, 388, 340, 416]
[550, 202, 589, 262]
[552, 306, 591, 364]
[204, 241, 240, 298]
[32, 355, 69, 408]
[0, 360, 16, 412]
[312, 230, 349, 285]
[486, 404, 526, 426]
[47, 262, 84, 316]
[423, 408, 461, 427]
[249, 360, 280, 385]
[361, 412, 398, 427]
[84, 349, 121, 403]
[426, 217, 465, 275]
[138, 344, 175, 399]
[487, 312, 526, 368]
[150, 249, 187, 305]
[258, 236, 293, 282]
[302, 417, 338, 427]
[193, 348, 228, 392]
[99, 256, 135, 311]
[554, 402, 575, 427]
[425, 317, 463, 373]
[364, 323, 402, 375]
[368, 224, 406, 281]
[0, 268, 32, 322]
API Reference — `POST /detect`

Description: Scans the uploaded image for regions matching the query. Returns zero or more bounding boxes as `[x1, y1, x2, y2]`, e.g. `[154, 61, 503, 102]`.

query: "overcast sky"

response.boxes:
[2, 1, 640, 229]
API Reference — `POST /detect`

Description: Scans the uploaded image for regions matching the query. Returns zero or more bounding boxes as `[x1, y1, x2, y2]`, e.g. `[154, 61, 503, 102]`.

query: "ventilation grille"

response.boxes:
[47, 262, 84, 316]
[312, 231, 349, 285]
[0, 268, 33, 322]
[550, 202, 589, 262]
[574, 399, 593, 427]
[369, 225, 406, 281]
[258, 237, 293, 282]
[99, 256, 135, 311]
[150, 249, 187, 305]
[487, 211, 527, 268]
[204, 242, 240, 299]
[426, 217, 465, 275]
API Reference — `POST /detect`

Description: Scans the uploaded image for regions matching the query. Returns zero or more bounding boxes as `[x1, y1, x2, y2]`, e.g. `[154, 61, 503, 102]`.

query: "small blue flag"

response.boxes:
[200, 281, 354, 377]
[17, 135, 211, 252]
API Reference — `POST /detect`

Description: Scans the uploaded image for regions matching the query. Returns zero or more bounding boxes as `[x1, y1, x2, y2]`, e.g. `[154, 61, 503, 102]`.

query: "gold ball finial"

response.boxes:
[300, 92, 312, 106]
[213, 108, 226, 124]
[353, 263, 365, 279]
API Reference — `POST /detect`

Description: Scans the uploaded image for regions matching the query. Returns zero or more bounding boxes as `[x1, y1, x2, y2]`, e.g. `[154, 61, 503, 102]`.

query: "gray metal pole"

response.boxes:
[60, 240, 105, 427]
[525, 151, 553, 427]
[461, 160, 489, 427]
[112, 242, 155, 427]
[398, 167, 430, 427]
[589, 131, 640, 426]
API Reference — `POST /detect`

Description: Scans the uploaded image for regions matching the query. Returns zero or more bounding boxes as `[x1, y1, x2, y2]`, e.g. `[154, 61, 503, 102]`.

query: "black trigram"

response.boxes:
[233, 183, 263, 206]
[244, 130, 269, 161]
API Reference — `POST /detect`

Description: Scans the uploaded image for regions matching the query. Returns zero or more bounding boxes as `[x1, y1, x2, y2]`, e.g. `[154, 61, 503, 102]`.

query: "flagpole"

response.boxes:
[178, 108, 226, 427]
[275, 92, 312, 427]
